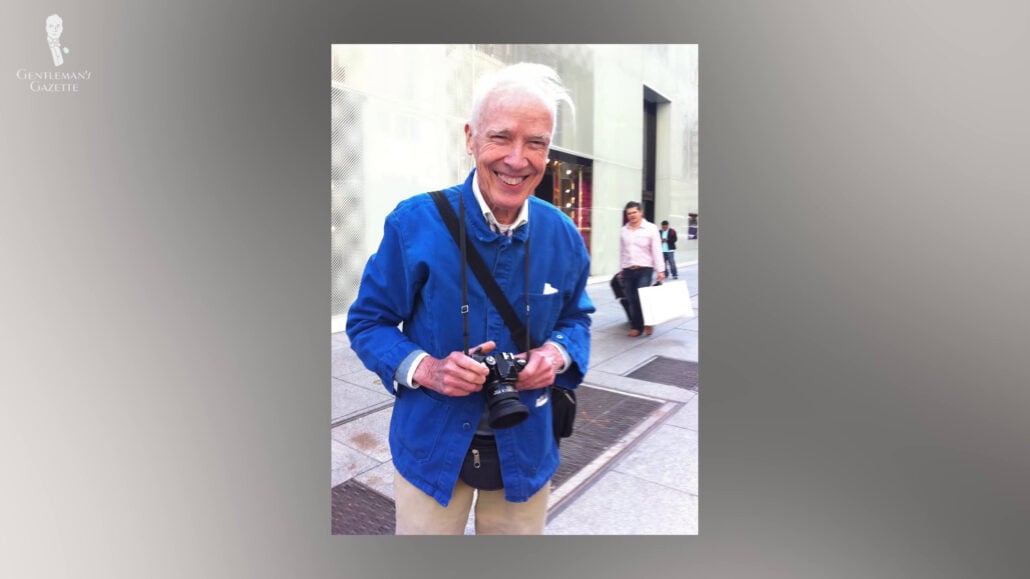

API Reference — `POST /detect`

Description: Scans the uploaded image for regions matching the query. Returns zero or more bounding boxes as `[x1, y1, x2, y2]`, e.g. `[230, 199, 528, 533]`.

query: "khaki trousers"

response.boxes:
[393, 470, 550, 535]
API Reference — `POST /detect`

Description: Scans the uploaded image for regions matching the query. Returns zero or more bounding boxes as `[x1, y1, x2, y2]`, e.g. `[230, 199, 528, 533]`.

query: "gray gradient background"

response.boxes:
[3, 1, 1030, 577]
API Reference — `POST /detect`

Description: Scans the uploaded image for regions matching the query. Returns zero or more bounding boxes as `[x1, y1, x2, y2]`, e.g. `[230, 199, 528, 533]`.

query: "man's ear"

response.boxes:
[464, 123, 473, 155]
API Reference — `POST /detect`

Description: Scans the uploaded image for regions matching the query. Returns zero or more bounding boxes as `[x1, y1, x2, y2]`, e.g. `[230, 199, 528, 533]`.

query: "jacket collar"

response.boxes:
[461, 170, 530, 243]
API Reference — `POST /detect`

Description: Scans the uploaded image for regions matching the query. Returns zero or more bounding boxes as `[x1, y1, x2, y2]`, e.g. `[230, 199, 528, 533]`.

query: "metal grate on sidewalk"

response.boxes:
[331, 479, 395, 535]
[552, 386, 663, 488]
[626, 356, 698, 390]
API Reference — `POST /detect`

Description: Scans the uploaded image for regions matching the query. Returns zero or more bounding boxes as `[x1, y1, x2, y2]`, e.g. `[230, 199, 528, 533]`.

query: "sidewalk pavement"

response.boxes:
[331, 240, 699, 534]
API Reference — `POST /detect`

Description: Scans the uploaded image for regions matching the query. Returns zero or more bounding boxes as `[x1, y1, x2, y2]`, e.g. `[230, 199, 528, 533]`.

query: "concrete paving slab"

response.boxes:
[589, 312, 632, 335]
[612, 424, 698, 495]
[586, 317, 630, 336]
[650, 332, 698, 364]
[331, 407, 392, 463]
[331, 378, 393, 423]
[582, 371, 695, 403]
[676, 268, 699, 290]
[336, 367, 387, 394]
[353, 460, 396, 499]
[665, 395, 698, 431]
[682, 316, 699, 332]
[588, 328, 654, 362]
[591, 334, 696, 376]
[545, 470, 698, 535]
[331, 332, 350, 348]
[331, 439, 381, 487]
[331, 347, 368, 379]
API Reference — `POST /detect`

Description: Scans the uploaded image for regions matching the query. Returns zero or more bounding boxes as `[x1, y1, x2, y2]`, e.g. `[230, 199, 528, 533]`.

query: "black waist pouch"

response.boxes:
[459, 435, 504, 491]
[552, 386, 577, 440]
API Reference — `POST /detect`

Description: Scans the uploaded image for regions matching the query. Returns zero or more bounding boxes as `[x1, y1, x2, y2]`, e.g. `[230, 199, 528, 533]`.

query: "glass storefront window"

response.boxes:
[534, 151, 593, 255]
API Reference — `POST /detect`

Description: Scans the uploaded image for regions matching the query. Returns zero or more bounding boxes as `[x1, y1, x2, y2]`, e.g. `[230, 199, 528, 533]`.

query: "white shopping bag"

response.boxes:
[637, 280, 694, 326]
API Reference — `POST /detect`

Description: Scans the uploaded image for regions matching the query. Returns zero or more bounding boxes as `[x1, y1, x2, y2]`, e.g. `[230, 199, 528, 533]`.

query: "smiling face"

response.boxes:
[465, 89, 553, 225]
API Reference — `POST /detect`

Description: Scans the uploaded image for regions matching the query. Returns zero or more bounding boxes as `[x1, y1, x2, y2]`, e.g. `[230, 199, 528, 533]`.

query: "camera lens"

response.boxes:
[485, 381, 530, 429]
[473, 351, 530, 429]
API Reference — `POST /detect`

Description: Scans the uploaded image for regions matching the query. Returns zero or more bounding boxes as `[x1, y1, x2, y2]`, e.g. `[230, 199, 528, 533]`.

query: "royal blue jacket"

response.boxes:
[346, 171, 594, 506]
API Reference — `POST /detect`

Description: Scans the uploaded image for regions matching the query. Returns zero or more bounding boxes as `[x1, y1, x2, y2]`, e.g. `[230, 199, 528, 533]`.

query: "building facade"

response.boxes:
[331, 44, 698, 328]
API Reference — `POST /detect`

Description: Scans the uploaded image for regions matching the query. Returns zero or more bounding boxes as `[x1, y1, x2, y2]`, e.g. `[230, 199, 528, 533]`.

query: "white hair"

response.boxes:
[46, 14, 62, 25]
[469, 62, 575, 136]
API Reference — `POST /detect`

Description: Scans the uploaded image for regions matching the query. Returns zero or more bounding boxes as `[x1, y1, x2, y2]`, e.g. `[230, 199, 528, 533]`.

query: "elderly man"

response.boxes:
[347, 63, 594, 535]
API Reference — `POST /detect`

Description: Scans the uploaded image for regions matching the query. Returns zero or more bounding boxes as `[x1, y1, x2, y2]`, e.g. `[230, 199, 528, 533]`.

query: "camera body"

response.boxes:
[471, 351, 530, 429]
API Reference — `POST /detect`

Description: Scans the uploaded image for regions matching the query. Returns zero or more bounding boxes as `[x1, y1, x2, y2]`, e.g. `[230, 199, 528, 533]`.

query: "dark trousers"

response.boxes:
[663, 251, 678, 278]
[621, 267, 654, 332]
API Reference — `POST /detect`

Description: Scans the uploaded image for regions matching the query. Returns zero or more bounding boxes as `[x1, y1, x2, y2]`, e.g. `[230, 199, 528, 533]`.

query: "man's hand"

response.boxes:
[656, 271, 665, 282]
[514, 343, 564, 391]
[411, 341, 494, 397]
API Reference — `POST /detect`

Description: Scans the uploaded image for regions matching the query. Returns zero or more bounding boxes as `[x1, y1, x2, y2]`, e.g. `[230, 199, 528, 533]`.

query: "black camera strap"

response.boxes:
[431, 189, 576, 444]
[429, 190, 532, 357]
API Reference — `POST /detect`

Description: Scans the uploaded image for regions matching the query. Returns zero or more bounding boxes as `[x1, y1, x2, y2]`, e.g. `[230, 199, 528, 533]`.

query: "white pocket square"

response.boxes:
[543, 282, 559, 295]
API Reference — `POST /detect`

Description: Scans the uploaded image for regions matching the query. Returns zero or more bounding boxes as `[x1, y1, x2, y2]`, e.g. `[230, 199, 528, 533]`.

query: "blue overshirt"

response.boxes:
[346, 171, 594, 506]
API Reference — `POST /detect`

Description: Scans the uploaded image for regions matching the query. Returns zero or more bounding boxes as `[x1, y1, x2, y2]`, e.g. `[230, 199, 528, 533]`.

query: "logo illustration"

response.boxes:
[46, 14, 69, 67]
[14, 11, 91, 92]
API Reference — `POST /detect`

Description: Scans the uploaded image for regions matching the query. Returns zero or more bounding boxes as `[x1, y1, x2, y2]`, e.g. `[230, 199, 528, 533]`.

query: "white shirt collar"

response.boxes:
[471, 169, 529, 236]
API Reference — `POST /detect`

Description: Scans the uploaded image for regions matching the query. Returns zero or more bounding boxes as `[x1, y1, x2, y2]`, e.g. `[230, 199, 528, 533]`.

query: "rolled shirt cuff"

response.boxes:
[394, 350, 428, 391]
[544, 340, 571, 374]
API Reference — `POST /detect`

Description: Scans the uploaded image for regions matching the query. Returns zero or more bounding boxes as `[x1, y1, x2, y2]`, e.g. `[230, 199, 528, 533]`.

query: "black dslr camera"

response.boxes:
[471, 351, 530, 429]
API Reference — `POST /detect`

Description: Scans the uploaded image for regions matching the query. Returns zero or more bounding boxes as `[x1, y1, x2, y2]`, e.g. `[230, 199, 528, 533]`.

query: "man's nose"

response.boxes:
[503, 143, 529, 169]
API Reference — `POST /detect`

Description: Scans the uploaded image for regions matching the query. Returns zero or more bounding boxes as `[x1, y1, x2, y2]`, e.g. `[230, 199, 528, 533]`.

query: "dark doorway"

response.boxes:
[642, 86, 670, 224]
[642, 100, 657, 223]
